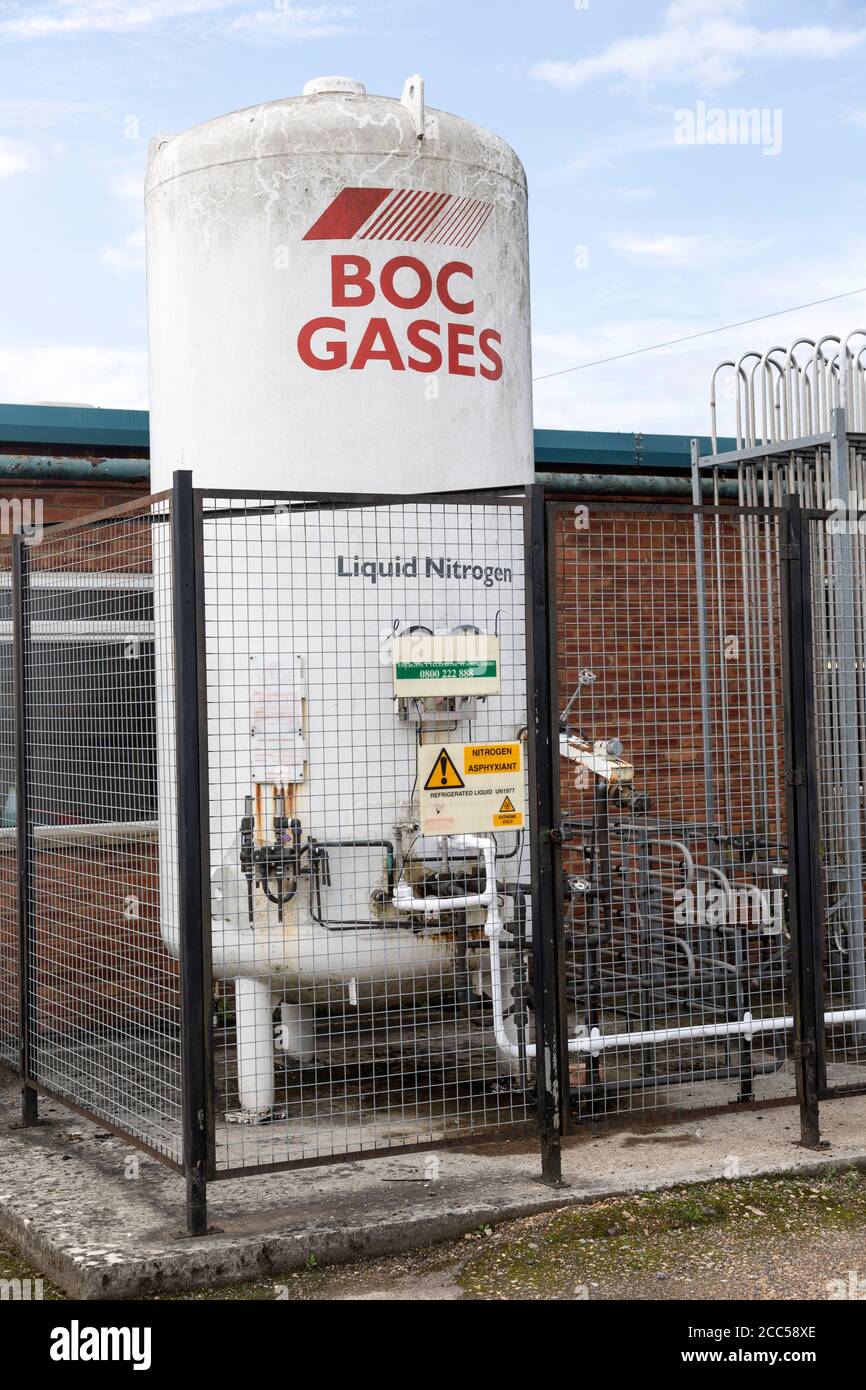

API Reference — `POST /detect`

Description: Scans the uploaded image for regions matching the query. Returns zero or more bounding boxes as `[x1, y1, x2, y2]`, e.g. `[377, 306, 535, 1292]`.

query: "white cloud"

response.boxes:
[546, 124, 678, 178]
[664, 0, 748, 19]
[101, 227, 145, 271]
[613, 187, 656, 201]
[610, 232, 772, 268]
[0, 345, 148, 409]
[532, 0, 866, 92]
[611, 234, 698, 264]
[229, 5, 357, 38]
[0, 0, 248, 40]
[0, 0, 356, 40]
[0, 136, 35, 177]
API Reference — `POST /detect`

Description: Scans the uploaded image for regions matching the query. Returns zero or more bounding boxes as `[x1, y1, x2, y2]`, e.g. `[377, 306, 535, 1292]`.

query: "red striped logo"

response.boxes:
[303, 186, 493, 248]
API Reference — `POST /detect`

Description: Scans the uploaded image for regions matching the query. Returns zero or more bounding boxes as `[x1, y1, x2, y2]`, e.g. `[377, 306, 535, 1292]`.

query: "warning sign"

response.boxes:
[419, 740, 525, 835]
[463, 742, 521, 777]
[423, 748, 465, 791]
[493, 795, 521, 829]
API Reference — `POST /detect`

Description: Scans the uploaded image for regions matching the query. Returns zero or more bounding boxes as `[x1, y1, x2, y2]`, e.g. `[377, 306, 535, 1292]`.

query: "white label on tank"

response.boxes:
[392, 633, 500, 696]
[250, 654, 306, 784]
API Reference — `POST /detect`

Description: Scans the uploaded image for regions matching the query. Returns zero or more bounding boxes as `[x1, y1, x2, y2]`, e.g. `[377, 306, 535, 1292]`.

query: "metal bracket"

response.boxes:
[539, 827, 563, 845]
[400, 75, 425, 139]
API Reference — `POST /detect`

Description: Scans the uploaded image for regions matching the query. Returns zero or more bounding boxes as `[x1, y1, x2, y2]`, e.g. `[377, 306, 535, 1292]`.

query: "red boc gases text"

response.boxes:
[297, 255, 503, 379]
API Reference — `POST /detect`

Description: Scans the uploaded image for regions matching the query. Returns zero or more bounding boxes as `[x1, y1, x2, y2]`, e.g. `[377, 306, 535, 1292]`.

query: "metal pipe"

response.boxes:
[536, 471, 741, 498]
[0, 453, 148, 481]
[392, 832, 498, 917]
[486, 926, 866, 1061]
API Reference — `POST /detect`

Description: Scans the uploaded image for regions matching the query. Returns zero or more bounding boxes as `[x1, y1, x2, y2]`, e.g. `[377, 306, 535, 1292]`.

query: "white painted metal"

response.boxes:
[710, 329, 866, 449]
[145, 76, 533, 495]
[145, 77, 533, 1117]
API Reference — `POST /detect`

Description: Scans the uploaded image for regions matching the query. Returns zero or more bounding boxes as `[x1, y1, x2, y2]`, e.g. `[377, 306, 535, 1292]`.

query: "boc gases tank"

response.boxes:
[145, 76, 534, 1124]
[146, 74, 532, 492]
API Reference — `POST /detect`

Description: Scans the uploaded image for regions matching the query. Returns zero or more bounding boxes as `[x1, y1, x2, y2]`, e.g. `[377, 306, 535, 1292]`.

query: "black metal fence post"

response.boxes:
[12, 531, 37, 1127]
[172, 470, 213, 1233]
[524, 485, 567, 1185]
[780, 494, 823, 1148]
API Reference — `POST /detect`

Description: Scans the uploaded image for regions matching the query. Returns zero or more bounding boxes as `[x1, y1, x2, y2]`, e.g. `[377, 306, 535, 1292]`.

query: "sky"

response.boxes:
[1, 0, 866, 437]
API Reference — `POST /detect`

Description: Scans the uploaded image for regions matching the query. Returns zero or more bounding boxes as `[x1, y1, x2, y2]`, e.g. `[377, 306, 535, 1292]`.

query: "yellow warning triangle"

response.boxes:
[499, 795, 516, 813]
[424, 747, 465, 790]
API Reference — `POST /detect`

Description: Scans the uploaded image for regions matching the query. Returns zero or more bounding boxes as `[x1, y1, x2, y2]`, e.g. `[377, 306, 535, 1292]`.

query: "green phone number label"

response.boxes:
[395, 661, 498, 681]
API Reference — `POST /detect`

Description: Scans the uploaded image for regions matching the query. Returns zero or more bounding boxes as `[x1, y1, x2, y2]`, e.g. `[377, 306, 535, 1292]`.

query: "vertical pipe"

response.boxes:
[11, 532, 37, 1127]
[781, 495, 823, 1146]
[523, 484, 566, 1184]
[691, 442, 716, 844]
[590, 776, 612, 1105]
[828, 409, 866, 1036]
[172, 470, 213, 1234]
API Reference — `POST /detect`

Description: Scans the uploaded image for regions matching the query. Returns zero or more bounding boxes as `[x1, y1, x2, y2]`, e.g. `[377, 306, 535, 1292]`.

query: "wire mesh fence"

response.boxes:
[703, 430, 866, 1097]
[0, 540, 17, 1072]
[806, 496, 866, 1093]
[13, 496, 183, 1164]
[198, 492, 535, 1172]
[551, 503, 795, 1118]
[5, 475, 866, 1230]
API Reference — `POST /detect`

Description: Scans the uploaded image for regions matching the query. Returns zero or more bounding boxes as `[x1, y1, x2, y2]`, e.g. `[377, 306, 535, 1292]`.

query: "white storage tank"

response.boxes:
[145, 76, 534, 1129]
[146, 75, 532, 494]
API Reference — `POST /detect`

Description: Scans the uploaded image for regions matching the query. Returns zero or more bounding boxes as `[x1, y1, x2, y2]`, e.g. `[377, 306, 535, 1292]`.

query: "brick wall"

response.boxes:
[2, 478, 149, 528]
[0, 839, 177, 1050]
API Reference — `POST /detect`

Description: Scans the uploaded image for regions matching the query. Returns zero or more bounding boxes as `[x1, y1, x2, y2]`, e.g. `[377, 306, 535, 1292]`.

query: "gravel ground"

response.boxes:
[4, 1167, 866, 1301]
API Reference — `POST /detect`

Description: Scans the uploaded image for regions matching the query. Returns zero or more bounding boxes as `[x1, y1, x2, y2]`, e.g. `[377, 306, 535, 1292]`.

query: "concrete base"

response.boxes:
[2, 1070, 866, 1299]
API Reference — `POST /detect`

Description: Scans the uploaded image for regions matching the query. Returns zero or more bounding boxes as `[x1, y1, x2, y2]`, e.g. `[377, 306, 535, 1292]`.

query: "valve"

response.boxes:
[239, 792, 309, 923]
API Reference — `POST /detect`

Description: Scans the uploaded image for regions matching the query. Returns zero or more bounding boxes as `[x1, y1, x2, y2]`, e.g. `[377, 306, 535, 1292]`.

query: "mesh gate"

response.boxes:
[197, 490, 537, 1174]
[806, 506, 866, 1095]
[549, 502, 798, 1119]
[698, 422, 866, 1103]
[0, 479, 560, 1231]
[0, 542, 16, 1072]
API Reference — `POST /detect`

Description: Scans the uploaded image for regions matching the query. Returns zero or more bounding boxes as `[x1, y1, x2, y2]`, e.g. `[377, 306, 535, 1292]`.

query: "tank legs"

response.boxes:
[228, 984, 318, 1124]
[233, 975, 275, 1117]
[276, 1001, 317, 1062]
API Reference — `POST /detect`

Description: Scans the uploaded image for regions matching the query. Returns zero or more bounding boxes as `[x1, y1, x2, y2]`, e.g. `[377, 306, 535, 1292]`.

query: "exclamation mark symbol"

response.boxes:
[440, 754, 448, 786]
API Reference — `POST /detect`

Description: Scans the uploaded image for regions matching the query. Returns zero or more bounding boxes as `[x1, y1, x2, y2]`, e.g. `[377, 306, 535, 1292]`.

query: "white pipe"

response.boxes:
[392, 833, 498, 917]
[488, 933, 524, 1059]
[0, 621, 154, 642]
[485, 929, 866, 1063]
[575, 1009, 866, 1057]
